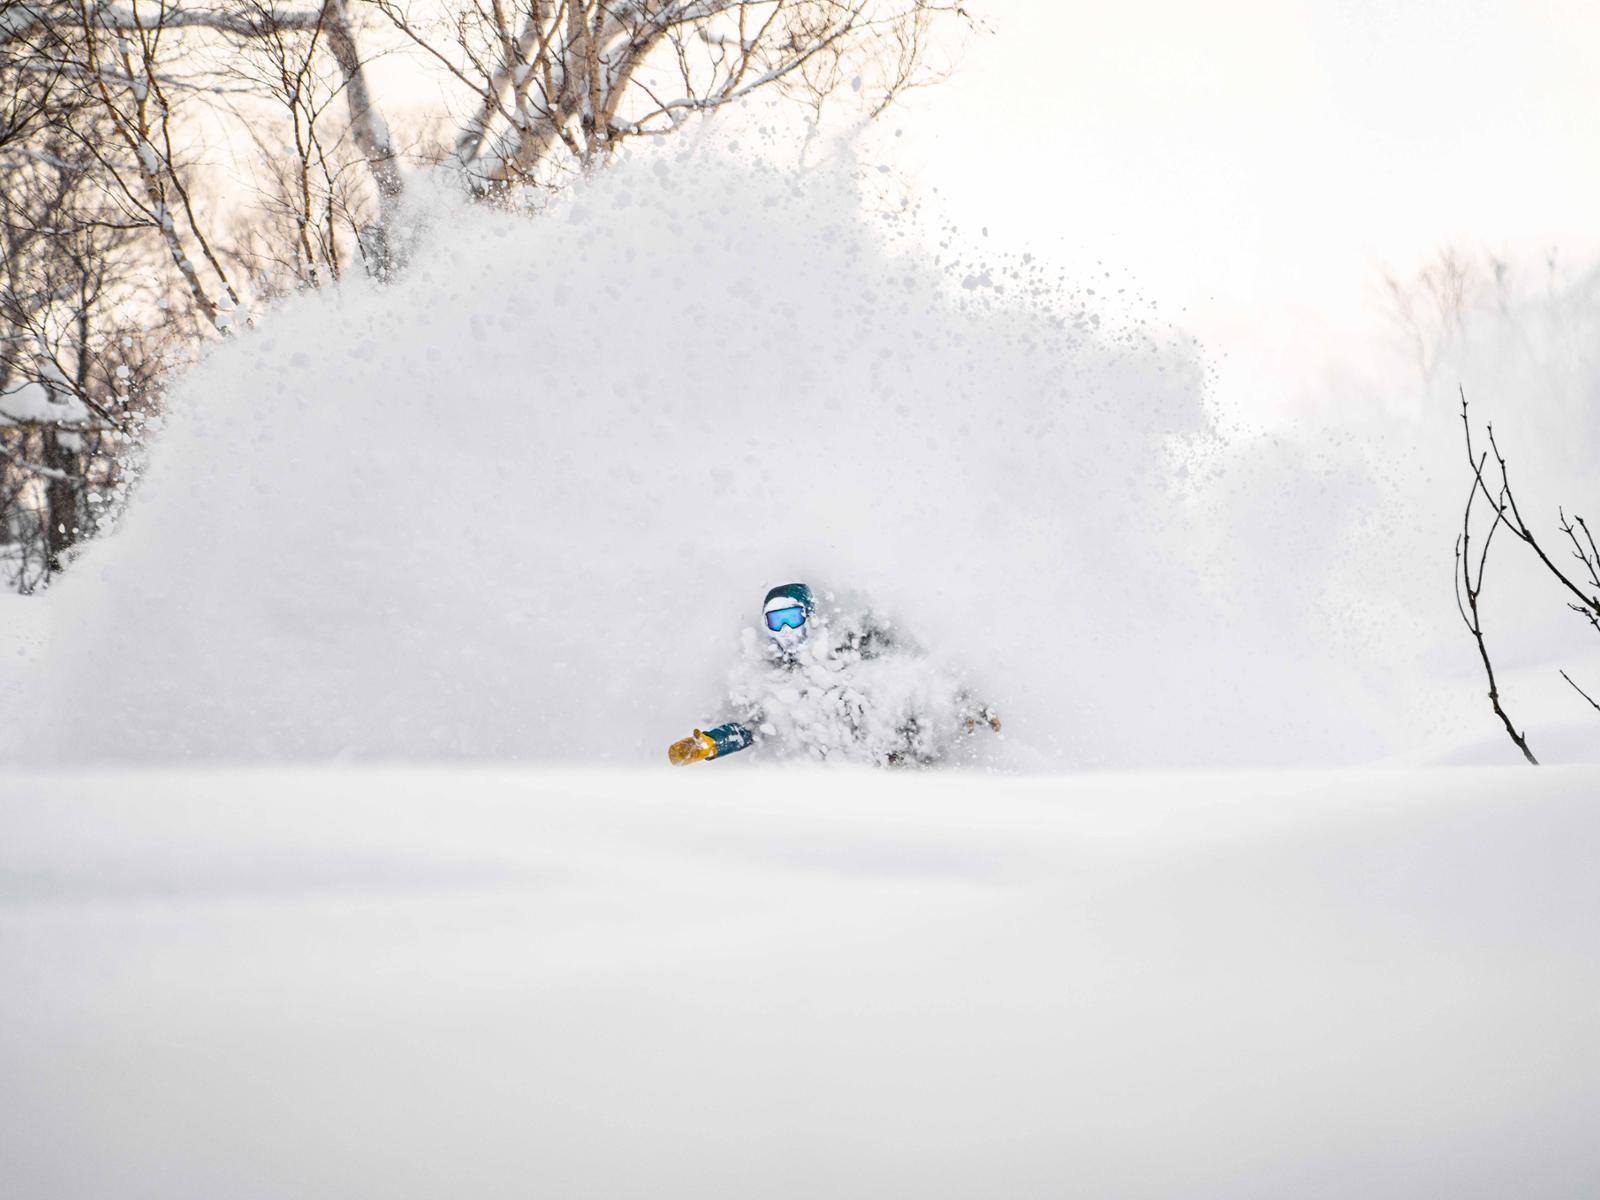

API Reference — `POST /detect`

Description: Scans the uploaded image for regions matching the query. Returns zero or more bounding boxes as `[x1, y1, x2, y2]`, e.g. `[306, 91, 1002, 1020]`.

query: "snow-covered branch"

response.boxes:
[1, 1, 321, 46]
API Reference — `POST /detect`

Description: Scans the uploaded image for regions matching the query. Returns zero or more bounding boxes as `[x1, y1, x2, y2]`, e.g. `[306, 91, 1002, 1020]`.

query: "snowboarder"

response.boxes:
[668, 582, 1000, 767]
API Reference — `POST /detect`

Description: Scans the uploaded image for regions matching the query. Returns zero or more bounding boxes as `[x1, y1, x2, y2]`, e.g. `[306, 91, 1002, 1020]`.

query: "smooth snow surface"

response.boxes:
[4, 765, 1598, 1198]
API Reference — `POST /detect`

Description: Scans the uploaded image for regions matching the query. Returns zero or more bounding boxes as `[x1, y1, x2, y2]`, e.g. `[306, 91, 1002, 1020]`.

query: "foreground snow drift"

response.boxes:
[4, 765, 1597, 1198]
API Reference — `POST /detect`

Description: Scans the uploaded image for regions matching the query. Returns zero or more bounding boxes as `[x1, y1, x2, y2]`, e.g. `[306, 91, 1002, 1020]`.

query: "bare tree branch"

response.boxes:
[1455, 390, 1537, 764]
[1560, 670, 1600, 718]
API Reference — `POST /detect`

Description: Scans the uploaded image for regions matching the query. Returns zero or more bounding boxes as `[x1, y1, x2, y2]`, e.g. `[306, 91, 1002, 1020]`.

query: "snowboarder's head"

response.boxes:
[763, 583, 815, 657]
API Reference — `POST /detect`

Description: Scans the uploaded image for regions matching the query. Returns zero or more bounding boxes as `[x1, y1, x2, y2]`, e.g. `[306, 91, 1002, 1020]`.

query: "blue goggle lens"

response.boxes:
[765, 606, 807, 632]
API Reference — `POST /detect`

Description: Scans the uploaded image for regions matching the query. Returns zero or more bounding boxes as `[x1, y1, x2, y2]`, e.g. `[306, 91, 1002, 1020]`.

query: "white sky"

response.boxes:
[878, 0, 1600, 422]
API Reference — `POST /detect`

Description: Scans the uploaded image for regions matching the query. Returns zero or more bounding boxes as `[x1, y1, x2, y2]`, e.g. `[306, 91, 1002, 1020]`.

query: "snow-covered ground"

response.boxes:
[5, 765, 1597, 1198]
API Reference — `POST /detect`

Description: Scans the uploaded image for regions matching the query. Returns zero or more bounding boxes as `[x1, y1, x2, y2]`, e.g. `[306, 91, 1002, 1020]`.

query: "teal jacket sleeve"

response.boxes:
[703, 722, 755, 759]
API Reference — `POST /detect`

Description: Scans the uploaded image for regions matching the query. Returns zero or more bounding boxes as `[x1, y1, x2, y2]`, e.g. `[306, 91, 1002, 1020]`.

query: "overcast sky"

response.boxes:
[877, 0, 1600, 421]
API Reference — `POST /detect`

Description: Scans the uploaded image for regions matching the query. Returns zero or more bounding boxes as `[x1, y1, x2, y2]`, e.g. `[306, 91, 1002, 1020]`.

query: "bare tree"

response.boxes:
[0, 6, 186, 589]
[2, 2, 403, 280]
[367, 0, 971, 192]
[4, 0, 970, 282]
[1, 1, 409, 588]
[1454, 388, 1600, 762]
[223, 3, 383, 288]
[1381, 247, 1482, 383]
[0, 0, 974, 587]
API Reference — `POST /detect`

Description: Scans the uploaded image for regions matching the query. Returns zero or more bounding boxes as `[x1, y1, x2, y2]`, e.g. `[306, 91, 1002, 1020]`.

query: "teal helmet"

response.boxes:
[763, 583, 815, 655]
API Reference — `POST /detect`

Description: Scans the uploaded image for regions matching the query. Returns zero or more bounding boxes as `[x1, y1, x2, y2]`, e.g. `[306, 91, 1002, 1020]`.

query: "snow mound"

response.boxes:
[6, 764, 1600, 1196]
[2, 140, 1378, 765]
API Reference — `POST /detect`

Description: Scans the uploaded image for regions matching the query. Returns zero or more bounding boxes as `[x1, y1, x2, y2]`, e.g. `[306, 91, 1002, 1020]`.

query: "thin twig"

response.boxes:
[1457, 389, 1538, 764]
[1560, 670, 1600, 717]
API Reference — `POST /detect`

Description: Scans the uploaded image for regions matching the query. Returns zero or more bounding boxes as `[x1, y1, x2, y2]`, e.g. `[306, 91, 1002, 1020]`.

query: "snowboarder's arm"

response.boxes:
[667, 722, 755, 765]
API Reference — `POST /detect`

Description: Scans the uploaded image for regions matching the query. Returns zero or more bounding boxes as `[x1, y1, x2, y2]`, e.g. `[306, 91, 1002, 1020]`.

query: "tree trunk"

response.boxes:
[321, 0, 403, 274]
[41, 429, 79, 576]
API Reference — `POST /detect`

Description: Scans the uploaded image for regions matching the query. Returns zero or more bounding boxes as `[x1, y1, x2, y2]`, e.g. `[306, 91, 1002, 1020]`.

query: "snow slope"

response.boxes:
[4, 765, 1597, 1198]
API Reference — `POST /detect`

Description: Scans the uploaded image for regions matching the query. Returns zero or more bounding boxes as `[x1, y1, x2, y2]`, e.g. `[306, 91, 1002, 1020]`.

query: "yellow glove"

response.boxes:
[668, 729, 717, 765]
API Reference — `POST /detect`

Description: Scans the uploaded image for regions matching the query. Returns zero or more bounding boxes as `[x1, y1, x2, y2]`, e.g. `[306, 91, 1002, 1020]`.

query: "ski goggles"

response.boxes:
[765, 605, 807, 632]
